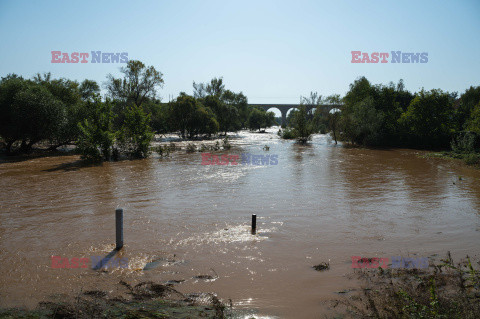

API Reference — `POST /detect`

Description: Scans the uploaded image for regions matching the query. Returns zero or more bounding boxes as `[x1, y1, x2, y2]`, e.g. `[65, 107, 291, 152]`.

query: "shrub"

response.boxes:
[464, 153, 480, 165]
[278, 128, 295, 139]
[77, 99, 116, 161]
[222, 137, 231, 150]
[117, 105, 154, 158]
[210, 141, 220, 151]
[155, 144, 170, 157]
[186, 143, 196, 153]
[451, 131, 480, 153]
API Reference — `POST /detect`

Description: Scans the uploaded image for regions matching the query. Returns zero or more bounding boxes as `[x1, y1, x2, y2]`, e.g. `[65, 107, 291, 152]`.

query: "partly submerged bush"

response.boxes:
[186, 143, 196, 153]
[278, 128, 295, 139]
[222, 137, 231, 150]
[156, 144, 170, 157]
[464, 153, 480, 165]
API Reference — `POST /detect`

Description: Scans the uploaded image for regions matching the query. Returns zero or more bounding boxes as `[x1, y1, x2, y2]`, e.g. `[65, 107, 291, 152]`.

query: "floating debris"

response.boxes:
[313, 262, 330, 271]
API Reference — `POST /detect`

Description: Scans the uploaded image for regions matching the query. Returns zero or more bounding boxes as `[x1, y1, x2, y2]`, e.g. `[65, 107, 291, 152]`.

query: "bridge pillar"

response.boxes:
[281, 109, 288, 127]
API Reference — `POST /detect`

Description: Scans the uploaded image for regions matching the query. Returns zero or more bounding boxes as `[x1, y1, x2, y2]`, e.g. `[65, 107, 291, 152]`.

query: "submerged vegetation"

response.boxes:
[334, 253, 480, 318]
[0, 281, 227, 319]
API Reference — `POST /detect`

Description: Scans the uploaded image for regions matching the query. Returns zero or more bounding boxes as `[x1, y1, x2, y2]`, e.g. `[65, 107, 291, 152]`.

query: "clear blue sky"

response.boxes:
[0, 0, 479, 105]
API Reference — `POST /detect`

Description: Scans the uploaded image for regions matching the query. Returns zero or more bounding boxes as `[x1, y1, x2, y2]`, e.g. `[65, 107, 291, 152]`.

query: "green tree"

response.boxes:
[342, 97, 384, 145]
[144, 100, 170, 134]
[291, 105, 313, 143]
[1, 79, 65, 153]
[222, 90, 249, 128]
[168, 93, 198, 139]
[340, 77, 413, 146]
[189, 105, 219, 137]
[456, 86, 480, 130]
[77, 98, 116, 161]
[202, 95, 238, 135]
[106, 60, 164, 108]
[0, 75, 30, 153]
[466, 101, 480, 134]
[118, 105, 154, 158]
[302, 91, 323, 121]
[399, 89, 455, 148]
[247, 108, 265, 131]
[206, 77, 225, 97]
[79, 79, 100, 102]
[265, 111, 276, 128]
[286, 109, 299, 126]
[34, 74, 88, 150]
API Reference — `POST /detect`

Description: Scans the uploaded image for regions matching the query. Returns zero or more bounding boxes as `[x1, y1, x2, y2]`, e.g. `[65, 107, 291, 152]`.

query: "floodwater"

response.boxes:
[1, 127, 480, 318]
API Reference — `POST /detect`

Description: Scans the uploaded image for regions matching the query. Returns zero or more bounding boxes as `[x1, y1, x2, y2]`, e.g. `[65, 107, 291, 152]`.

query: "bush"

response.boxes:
[211, 141, 220, 151]
[117, 105, 154, 158]
[278, 128, 295, 139]
[222, 137, 231, 150]
[451, 131, 480, 153]
[186, 143, 196, 153]
[464, 153, 480, 165]
[155, 144, 170, 157]
[77, 99, 116, 161]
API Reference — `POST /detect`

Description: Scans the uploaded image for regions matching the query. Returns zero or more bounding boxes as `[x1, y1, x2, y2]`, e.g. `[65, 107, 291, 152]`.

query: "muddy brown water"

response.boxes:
[1, 128, 480, 318]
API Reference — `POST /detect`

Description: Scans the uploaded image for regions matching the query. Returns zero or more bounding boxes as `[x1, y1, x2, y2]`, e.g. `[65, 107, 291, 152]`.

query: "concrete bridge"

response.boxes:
[248, 104, 339, 126]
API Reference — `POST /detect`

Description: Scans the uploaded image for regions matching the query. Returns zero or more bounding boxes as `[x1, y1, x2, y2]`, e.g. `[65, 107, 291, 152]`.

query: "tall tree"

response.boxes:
[106, 60, 164, 108]
[206, 77, 224, 97]
[79, 79, 100, 101]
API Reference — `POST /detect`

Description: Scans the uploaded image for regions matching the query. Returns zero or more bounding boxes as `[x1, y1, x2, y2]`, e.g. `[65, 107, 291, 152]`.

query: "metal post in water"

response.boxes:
[116, 208, 124, 250]
[251, 214, 257, 234]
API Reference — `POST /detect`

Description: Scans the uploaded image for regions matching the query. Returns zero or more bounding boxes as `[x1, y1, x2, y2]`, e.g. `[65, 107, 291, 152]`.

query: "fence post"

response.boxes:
[251, 214, 257, 234]
[116, 208, 124, 250]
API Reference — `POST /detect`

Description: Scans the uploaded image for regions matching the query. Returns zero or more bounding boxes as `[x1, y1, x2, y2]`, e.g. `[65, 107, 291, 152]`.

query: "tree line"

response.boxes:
[281, 77, 480, 163]
[0, 60, 276, 161]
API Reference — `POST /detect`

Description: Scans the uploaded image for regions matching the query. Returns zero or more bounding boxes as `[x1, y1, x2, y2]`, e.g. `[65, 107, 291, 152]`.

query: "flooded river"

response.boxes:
[1, 128, 480, 318]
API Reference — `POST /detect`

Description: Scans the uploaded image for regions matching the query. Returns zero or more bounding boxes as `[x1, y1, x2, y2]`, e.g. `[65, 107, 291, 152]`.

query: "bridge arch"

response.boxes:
[249, 104, 338, 127]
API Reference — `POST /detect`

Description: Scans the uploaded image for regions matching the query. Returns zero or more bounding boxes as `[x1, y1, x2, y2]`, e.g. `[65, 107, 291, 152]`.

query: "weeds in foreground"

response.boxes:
[333, 253, 480, 318]
[0, 281, 227, 319]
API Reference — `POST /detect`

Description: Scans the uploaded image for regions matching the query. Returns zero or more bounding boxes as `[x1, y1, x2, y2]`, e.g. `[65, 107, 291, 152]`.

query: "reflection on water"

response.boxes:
[1, 127, 480, 318]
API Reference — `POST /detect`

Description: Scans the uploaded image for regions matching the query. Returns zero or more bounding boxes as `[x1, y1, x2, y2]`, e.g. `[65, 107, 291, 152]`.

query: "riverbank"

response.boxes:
[0, 281, 227, 319]
[420, 151, 480, 168]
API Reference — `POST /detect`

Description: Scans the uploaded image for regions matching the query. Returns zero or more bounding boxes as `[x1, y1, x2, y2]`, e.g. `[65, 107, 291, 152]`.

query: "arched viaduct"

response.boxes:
[248, 104, 338, 126]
